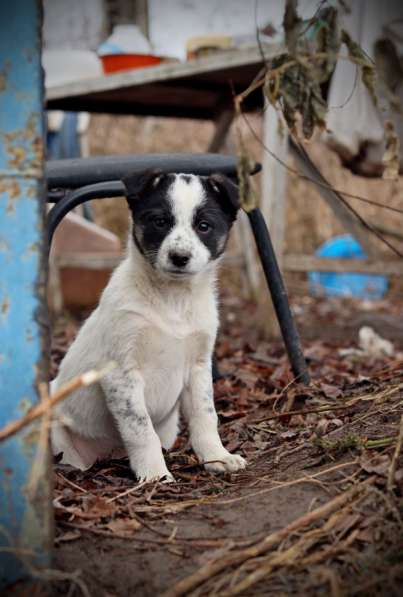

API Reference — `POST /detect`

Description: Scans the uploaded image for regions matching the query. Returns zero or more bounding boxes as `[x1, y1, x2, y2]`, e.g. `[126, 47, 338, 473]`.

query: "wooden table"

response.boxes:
[46, 44, 286, 302]
[46, 46, 282, 119]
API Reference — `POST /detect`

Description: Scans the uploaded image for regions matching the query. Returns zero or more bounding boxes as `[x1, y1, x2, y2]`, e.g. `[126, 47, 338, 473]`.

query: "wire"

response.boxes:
[292, 139, 403, 258]
[238, 110, 403, 258]
[298, 0, 328, 39]
[248, 0, 403, 255]
[239, 109, 403, 216]
[329, 63, 359, 110]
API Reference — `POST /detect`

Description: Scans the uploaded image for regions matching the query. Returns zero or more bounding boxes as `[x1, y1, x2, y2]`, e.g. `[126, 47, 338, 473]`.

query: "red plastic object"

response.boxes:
[101, 53, 162, 74]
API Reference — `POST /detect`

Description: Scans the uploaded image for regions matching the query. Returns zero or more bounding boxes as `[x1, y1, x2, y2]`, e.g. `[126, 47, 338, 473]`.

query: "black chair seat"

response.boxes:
[46, 153, 261, 190]
[45, 152, 309, 385]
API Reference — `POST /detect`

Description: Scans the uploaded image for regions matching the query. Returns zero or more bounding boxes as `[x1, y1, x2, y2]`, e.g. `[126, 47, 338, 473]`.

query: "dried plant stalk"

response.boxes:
[163, 478, 373, 597]
[220, 505, 360, 595]
[0, 363, 116, 442]
[387, 414, 403, 491]
[382, 120, 400, 180]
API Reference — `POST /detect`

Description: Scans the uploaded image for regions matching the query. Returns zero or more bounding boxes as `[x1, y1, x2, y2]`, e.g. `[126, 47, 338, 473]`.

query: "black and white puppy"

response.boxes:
[51, 171, 246, 481]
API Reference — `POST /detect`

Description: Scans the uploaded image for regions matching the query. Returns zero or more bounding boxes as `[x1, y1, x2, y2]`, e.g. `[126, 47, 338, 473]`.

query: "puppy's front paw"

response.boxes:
[138, 471, 176, 483]
[131, 451, 175, 483]
[134, 462, 175, 483]
[204, 452, 247, 474]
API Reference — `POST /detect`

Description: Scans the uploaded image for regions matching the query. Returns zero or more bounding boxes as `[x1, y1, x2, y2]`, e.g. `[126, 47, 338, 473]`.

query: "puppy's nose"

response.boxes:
[169, 251, 190, 268]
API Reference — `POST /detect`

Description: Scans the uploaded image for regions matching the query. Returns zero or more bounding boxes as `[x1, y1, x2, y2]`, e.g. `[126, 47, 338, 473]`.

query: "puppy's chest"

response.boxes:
[141, 323, 210, 420]
[142, 319, 210, 377]
[139, 297, 216, 367]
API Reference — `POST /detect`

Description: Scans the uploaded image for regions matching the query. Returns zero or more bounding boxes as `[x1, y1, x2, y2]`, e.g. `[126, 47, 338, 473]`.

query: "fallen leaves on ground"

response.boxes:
[51, 295, 403, 595]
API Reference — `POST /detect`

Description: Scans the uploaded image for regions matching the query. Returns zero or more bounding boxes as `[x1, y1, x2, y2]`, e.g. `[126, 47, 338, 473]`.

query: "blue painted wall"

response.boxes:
[0, 0, 52, 586]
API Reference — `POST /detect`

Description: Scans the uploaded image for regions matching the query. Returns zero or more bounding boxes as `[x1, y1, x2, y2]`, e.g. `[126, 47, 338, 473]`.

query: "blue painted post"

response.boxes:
[0, 0, 52, 588]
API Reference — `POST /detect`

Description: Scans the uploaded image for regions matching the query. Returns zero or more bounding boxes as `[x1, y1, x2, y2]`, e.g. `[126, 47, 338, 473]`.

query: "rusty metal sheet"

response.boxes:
[0, 0, 52, 587]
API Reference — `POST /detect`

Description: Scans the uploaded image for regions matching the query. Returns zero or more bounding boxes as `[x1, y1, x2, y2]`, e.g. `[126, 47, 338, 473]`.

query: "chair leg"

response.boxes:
[247, 207, 310, 385]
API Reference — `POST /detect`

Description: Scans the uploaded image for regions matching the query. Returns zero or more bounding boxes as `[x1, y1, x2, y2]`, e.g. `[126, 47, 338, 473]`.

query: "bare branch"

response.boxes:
[0, 363, 116, 442]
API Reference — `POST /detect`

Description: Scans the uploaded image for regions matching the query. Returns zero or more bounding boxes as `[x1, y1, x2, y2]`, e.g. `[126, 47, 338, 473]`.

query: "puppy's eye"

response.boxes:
[197, 221, 211, 233]
[153, 216, 169, 229]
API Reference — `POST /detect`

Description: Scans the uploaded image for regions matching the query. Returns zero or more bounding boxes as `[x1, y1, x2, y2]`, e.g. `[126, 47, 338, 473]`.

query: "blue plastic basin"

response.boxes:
[308, 234, 388, 299]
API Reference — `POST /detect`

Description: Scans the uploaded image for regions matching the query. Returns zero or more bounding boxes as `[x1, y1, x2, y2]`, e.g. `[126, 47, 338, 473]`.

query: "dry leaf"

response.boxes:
[289, 414, 305, 427]
[87, 496, 117, 518]
[382, 120, 400, 180]
[360, 453, 390, 476]
[283, 0, 302, 56]
[341, 29, 378, 107]
[316, 417, 331, 435]
[320, 383, 343, 399]
[395, 468, 403, 482]
[280, 430, 299, 440]
[105, 518, 141, 535]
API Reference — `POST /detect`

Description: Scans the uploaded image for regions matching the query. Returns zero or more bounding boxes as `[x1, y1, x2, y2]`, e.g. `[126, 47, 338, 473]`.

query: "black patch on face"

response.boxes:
[195, 175, 240, 259]
[122, 170, 176, 265]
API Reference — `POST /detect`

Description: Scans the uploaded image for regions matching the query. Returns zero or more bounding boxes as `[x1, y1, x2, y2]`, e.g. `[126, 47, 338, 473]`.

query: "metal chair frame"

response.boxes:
[46, 153, 310, 385]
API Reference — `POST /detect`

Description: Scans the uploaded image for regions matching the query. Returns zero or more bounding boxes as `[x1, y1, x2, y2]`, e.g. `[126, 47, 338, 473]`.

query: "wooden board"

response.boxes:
[284, 254, 403, 276]
[46, 45, 284, 119]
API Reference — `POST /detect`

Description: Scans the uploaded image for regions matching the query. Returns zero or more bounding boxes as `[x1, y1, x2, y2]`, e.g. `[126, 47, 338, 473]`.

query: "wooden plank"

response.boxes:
[46, 44, 284, 102]
[47, 97, 216, 119]
[236, 210, 261, 298]
[55, 251, 401, 303]
[207, 114, 261, 298]
[208, 108, 234, 153]
[284, 254, 403, 276]
[289, 140, 378, 258]
[260, 103, 288, 269]
[55, 253, 123, 270]
[246, 103, 290, 337]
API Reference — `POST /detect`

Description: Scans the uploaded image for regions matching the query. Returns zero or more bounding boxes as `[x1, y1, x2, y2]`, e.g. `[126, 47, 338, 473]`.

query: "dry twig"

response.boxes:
[0, 363, 115, 442]
[219, 509, 361, 595]
[163, 478, 374, 597]
[387, 413, 403, 491]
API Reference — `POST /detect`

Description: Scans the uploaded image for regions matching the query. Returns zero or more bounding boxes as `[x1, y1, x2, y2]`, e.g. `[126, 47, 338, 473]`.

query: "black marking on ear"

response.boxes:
[122, 169, 165, 206]
[207, 174, 240, 222]
[122, 170, 176, 265]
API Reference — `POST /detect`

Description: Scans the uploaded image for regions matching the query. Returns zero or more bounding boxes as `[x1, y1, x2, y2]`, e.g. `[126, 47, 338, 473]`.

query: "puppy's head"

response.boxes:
[123, 170, 239, 278]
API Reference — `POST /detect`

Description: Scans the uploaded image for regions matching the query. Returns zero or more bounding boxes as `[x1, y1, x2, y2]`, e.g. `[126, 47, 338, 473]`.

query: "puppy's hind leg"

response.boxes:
[155, 404, 179, 450]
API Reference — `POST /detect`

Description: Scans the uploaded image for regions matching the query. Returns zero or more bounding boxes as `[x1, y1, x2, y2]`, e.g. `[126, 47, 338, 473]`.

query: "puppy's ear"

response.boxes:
[122, 169, 164, 206]
[208, 174, 240, 221]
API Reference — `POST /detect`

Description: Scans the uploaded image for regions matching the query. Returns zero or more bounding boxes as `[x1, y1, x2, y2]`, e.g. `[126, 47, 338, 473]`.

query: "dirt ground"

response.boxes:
[39, 292, 403, 597]
[12, 78, 397, 595]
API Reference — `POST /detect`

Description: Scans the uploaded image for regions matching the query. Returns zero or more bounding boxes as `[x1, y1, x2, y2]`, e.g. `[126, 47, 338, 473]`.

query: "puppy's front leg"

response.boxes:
[182, 361, 246, 474]
[101, 369, 173, 482]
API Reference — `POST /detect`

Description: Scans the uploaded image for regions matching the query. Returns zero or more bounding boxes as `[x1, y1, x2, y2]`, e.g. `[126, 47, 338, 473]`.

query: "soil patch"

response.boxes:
[47, 296, 403, 596]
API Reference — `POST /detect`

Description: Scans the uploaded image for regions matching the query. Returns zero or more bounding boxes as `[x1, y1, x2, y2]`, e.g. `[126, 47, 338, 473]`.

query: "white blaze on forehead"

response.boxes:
[168, 175, 206, 226]
[155, 174, 212, 274]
